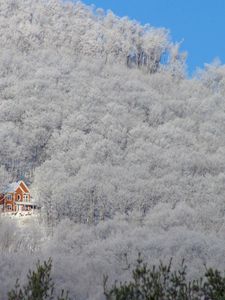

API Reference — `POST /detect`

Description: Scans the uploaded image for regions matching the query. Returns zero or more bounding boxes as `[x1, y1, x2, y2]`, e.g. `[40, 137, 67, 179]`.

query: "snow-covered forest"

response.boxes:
[1, 0, 225, 299]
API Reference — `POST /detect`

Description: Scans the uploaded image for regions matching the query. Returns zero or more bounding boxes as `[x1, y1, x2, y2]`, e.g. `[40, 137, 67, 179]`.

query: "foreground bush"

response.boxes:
[8, 258, 69, 300]
[7, 256, 225, 299]
[104, 254, 225, 300]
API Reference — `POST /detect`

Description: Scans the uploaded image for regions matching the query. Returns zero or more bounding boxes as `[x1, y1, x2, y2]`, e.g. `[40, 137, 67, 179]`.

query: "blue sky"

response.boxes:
[81, 0, 225, 74]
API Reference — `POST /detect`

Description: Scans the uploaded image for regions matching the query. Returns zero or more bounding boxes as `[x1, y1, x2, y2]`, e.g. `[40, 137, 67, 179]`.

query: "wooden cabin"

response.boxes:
[0, 180, 36, 213]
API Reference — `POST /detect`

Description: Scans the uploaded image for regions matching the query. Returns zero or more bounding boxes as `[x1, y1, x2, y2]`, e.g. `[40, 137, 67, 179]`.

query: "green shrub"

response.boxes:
[8, 258, 70, 300]
[104, 254, 225, 300]
[8, 256, 225, 300]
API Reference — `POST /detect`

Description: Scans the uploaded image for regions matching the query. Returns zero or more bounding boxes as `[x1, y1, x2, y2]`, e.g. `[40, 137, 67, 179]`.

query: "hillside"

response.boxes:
[1, 0, 225, 299]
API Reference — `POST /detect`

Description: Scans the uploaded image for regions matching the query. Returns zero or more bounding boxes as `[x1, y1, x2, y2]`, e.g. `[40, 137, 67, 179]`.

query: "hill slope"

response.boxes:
[1, 0, 225, 223]
[1, 1, 225, 298]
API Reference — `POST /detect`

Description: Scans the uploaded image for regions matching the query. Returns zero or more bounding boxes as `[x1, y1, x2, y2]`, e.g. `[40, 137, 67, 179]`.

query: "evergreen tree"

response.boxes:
[104, 254, 225, 300]
[8, 258, 70, 300]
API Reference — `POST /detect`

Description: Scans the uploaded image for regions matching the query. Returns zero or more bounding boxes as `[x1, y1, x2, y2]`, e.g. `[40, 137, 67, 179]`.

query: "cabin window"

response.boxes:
[17, 195, 21, 201]
[23, 195, 29, 202]
[7, 194, 12, 200]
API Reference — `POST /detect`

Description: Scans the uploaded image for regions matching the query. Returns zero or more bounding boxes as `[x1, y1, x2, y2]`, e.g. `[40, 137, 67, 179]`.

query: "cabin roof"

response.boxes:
[4, 181, 24, 193]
